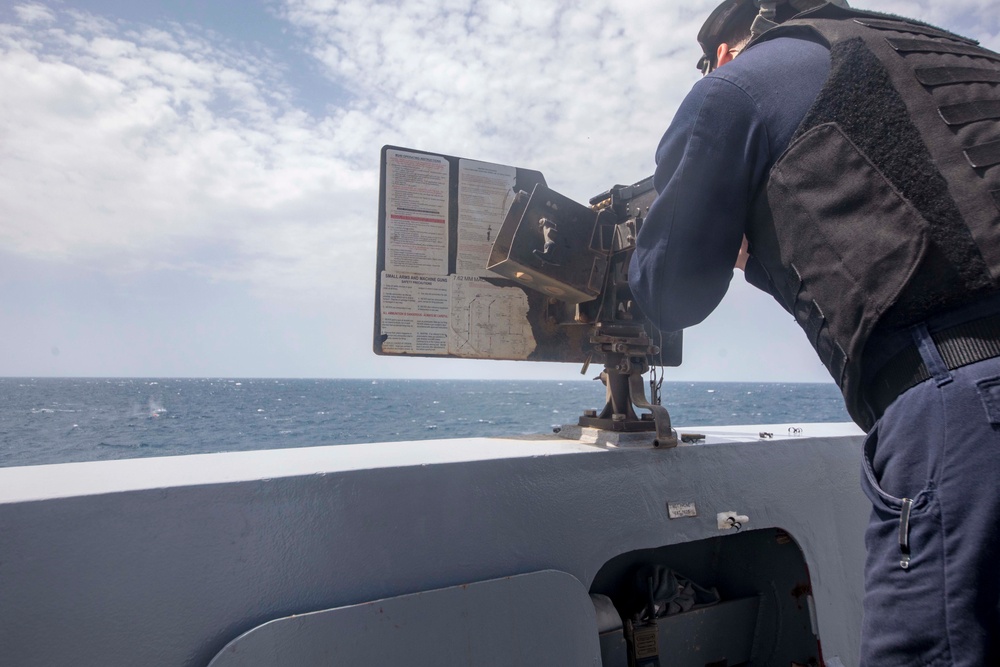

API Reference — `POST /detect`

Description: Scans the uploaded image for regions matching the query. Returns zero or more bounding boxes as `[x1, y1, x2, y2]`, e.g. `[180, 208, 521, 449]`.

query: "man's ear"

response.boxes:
[716, 42, 736, 68]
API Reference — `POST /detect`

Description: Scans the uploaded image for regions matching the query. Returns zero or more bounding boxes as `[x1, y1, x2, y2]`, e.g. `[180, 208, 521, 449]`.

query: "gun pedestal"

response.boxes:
[579, 324, 678, 448]
[478, 173, 682, 448]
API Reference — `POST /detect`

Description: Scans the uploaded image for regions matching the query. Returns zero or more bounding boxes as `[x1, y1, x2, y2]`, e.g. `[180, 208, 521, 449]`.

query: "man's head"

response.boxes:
[697, 0, 757, 74]
[696, 0, 849, 74]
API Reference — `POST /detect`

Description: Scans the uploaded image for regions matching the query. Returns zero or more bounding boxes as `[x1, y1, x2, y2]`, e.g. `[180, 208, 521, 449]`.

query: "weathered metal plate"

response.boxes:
[376, 145, 591, 362]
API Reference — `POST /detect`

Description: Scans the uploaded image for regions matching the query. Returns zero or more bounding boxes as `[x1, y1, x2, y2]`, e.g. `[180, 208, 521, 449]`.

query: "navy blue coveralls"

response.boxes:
[629, 35, 1000, 666]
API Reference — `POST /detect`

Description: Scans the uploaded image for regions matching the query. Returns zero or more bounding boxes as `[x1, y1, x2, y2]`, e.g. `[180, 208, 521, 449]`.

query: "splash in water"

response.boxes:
[148, 398, 167, 418]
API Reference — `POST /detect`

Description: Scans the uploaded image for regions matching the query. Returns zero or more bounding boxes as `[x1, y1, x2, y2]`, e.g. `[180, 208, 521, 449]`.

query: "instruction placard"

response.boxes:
[376, 145, 591, 363]
[457, 159, 516, 278]
[384, 149, 449, 276]
[379, 273, 450, 355]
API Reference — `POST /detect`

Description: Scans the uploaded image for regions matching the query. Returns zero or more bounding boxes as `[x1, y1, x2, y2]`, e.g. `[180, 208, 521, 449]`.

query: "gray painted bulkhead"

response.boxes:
[0, 425, 869, 666]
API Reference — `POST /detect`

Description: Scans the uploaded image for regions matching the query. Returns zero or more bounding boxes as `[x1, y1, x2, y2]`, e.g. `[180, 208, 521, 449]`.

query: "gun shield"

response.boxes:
[487, 183, 612, 304]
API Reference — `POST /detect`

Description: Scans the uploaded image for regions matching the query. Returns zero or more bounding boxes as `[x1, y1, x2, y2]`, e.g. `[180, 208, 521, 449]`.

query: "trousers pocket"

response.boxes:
[976, 375, 1000, 425]
[861, 496, 948, 665]
[860, 424, 949, 664]
[860, 422, 933, 514]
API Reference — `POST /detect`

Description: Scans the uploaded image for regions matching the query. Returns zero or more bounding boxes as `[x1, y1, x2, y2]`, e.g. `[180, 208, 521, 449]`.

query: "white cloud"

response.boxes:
[280, 0, 708, 198]
[0, 8, 379, 301]
[0, 0, 997, 307]
[13, 3, 54, 25]
[280, 0, 1000, 193]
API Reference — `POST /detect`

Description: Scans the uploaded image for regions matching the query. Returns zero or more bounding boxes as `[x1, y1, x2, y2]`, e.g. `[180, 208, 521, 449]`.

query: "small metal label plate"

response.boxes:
[667, 502, 697, 519]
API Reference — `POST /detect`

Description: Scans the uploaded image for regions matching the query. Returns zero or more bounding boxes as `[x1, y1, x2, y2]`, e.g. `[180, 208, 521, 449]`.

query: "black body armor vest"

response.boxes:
[745, 4, 1000, 428]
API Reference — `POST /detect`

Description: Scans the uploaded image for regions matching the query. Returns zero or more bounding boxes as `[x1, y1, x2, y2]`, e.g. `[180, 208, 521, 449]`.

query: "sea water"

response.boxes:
[0, 378, 850, 468]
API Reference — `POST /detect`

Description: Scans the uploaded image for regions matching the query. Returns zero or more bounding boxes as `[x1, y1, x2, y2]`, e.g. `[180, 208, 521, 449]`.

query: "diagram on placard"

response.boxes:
[449, 276, 536, 359]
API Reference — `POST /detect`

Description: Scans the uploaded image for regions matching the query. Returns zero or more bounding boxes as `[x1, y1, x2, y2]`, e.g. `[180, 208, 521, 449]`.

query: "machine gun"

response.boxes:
[374, 146, 681, 447]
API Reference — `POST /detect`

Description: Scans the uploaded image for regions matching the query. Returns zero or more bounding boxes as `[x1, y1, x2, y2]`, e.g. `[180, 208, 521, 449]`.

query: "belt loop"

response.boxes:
[911, 323, 953, 387]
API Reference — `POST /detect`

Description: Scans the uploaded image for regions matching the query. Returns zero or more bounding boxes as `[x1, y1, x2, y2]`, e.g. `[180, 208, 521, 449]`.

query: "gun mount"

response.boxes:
[490, 179, 677, 447]
[374, 146, 680, 447]
[580, 324, 675, 446]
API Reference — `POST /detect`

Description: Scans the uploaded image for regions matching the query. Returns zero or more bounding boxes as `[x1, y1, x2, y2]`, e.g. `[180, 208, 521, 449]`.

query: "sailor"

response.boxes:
[628, 0, 1000, 663]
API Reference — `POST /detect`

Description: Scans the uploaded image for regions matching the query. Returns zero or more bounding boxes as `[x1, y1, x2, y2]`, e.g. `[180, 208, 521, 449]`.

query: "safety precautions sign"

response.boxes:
[379, 273, 450, 355]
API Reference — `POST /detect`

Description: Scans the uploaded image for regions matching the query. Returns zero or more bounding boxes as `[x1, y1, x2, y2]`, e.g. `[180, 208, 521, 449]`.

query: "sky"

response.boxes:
[1, 0, 997, 382]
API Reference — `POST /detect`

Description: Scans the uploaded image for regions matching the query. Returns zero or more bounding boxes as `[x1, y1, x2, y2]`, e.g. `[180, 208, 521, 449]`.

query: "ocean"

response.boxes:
[0, 378, 851, 468]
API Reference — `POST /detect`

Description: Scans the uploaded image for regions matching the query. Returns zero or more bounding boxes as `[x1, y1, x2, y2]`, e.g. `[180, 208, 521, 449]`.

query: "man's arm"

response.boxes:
[628, 74, 771, 333]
